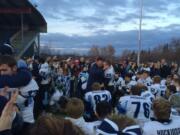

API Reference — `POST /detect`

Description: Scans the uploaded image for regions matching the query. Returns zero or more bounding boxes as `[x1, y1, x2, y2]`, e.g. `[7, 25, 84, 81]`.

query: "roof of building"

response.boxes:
[0, 0, 47, 32]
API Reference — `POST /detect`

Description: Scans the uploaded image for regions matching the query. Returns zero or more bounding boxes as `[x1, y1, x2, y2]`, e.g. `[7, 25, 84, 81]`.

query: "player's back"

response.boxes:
[141, 90, 155, 103]
[144, 77, 153, 87]
[150, 83, 166, 97]
[143, 117, 180, 135]
[118, 95, 151, 125]
[85, 90, 112, 111]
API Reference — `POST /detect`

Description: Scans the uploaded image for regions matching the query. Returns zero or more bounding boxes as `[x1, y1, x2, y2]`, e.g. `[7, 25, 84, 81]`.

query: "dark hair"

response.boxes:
[96, 101, 112, 119]
[125, 73, 133, 79]
[153, 76, 161, 84]
[96, 56, 104, 61]
[39, 57, 46, 64]
[137, 71, 143, 75]
[143, 70, 150, 75]
[131, 84, 144, 96]
[104, 59, 112, 66]
[167, 85, 177, 94]
[0, 55, 17, 67]
[58, 96, 69, 109]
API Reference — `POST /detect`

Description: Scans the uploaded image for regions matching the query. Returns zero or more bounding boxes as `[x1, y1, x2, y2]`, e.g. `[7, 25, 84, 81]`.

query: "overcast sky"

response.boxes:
[30, 0, 180, 54]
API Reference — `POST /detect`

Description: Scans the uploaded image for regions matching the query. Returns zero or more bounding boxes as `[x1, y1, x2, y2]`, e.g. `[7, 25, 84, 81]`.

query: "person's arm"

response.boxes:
[0, 68, 32, 88]
[116, 98, 127, 114]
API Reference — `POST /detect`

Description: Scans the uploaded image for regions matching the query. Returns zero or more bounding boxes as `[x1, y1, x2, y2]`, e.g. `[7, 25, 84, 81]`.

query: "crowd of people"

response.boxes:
[0, 43, 180, 135]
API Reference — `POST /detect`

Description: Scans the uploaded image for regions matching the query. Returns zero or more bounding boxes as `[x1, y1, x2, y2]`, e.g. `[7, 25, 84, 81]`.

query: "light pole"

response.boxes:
[137, 0, 143, 67]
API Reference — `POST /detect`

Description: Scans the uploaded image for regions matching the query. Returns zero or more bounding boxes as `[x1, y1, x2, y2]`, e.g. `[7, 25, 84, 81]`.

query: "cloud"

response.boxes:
[40, 24, 180, 55]
[28, 0, 180, 53]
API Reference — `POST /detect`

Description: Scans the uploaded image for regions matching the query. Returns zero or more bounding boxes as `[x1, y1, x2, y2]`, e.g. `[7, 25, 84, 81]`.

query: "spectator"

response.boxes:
[160, 59, 171, 79]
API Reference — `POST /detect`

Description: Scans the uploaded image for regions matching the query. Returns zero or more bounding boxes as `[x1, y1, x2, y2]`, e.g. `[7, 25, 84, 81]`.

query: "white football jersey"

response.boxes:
[104, 65, 115, 86]
[123, 125, 142, 135]
[127, 80, 137, 89]
[49, 89, 63, 105]
[171, 108, 180, 117]
[141, 90, 155, 103]
[138, 77, 152, 87]
[117, 95, 152, 125]
[17, 79, 39, 123]
[144, 77, 153, 87]
[39, 62, 51, 85]
[143, 117, 180, 135]
[85, 90, 112, 111]
[114, 77, 125, 90]
[137, 78, 145, 85]
[150, 84, 167, 97]
[87, 120, 102, 135]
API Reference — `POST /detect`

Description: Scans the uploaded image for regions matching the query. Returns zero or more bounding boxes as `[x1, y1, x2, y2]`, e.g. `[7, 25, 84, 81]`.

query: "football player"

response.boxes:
[143, 98, 180, 135]
[116, 84, 152, 126]
[150, 76, 167, 97]
[84, 82, 111, 121]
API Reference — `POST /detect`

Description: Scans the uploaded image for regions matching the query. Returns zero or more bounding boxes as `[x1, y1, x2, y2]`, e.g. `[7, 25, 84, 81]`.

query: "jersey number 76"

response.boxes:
[132, 102, 150, 118]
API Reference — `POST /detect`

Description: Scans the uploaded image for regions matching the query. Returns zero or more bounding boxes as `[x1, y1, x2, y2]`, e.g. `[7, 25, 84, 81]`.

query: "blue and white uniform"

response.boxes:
[143, 117, 180, 135]
[85, 90, 112, 111]
[117, 95, 152, 126]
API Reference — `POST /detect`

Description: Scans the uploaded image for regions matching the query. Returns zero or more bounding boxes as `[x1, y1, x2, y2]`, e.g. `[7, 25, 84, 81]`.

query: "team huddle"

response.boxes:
[0, 44, 180, 135]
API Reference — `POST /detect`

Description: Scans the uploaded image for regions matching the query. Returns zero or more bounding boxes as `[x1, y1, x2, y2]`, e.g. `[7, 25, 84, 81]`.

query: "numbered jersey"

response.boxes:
[143, 117, 180, 135]
[150, 84, 167, 97]
[114, 77, 125, 90]
[138, 77, 152, 87]
[85, 90, 112, 111]
[78, 71, 89, 90]
[144, 77, 153, 87]
[117, 95, 152, 125]
[104, 66, 115, 86]
[141, 90, 155, 103]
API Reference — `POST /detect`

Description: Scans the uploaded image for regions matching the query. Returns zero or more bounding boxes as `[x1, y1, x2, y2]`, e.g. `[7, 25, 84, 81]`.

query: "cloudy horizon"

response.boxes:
[30, 0, 180, 55]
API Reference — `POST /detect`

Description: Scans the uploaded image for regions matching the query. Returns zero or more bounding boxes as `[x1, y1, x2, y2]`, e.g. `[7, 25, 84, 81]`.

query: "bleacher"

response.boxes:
[11, 30, 38, 58]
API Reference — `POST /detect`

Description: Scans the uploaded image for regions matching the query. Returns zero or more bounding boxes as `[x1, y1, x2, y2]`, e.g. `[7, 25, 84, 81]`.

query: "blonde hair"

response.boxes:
[153, 76, 161, 84]
[92, 82, 101, 91]
[153, 98, 171, 120]
[169, 94, 180, 109]
[66, 98, 84, 119]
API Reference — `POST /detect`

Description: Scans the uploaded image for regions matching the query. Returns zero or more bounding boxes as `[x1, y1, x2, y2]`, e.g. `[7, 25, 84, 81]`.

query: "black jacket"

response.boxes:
[87, 63, 104, 91]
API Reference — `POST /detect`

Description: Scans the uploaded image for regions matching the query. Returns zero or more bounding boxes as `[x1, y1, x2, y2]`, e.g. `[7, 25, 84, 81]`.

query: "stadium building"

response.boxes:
[0, 0, 47, 58]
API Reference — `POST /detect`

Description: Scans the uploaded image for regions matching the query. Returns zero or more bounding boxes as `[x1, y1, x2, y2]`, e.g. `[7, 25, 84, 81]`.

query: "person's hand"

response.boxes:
[0, 90, 18, 131]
